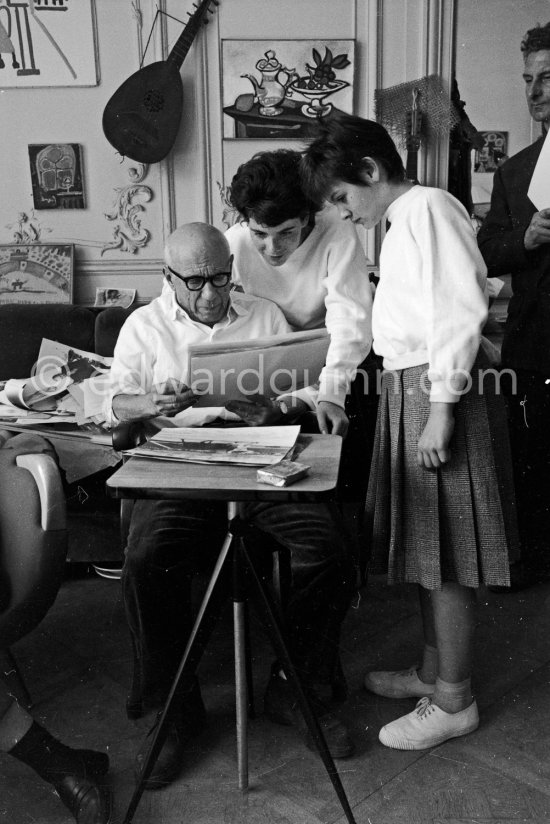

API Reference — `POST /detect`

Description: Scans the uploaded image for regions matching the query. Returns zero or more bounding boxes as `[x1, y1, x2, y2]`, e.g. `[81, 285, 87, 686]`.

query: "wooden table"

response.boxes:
[106, 433, 342, 502]
[106, 433, 356, 824]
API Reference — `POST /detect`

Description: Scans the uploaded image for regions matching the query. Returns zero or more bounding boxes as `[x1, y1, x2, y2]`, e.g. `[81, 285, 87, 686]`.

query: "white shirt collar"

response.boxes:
[160, 279, 248, 326]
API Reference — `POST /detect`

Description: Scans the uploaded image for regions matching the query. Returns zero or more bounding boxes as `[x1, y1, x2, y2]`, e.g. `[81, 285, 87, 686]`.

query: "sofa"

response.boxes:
[0, 303, 137, 564]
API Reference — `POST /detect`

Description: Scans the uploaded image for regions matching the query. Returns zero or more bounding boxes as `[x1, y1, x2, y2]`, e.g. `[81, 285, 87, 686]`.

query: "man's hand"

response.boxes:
[417, 402, 455, 470]
[112, 386, 198, 423]
[225, 394, 309, 426]
[225, 395, 283, 426]
[316, 401, 349, 437]
[524, 208, 550, 250]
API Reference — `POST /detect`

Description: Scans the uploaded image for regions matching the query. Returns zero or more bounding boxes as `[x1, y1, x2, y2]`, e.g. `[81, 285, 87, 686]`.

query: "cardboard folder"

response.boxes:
[188, 328, 329, 407]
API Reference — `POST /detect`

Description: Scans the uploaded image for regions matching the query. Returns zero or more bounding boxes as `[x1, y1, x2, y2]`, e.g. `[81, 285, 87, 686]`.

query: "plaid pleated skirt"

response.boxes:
[365, 357, 519, 589]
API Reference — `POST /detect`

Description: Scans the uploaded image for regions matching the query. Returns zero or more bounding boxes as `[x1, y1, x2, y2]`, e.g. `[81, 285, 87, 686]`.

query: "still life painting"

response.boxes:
[0, 243, 73, 304]
[222, 39, 355, 139]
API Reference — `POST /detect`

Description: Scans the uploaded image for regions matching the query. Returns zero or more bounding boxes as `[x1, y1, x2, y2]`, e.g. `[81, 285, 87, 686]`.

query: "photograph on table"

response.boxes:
[222, 39, 354, 139]
[0, 243, 73, 304]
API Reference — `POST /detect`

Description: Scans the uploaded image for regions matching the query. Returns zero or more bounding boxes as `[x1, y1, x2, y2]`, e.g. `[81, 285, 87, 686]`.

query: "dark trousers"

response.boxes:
[122, 498, 356, 713]
[503, 369, 550, 571]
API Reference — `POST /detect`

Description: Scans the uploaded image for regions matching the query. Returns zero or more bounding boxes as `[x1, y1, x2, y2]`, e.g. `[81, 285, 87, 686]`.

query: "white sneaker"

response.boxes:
[364, 667, 435, 699]
[379, 697, 479, 750]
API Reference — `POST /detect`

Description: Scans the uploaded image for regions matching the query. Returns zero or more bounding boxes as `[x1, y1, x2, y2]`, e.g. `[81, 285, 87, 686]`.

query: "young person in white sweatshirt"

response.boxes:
[302, 113, 518, 751]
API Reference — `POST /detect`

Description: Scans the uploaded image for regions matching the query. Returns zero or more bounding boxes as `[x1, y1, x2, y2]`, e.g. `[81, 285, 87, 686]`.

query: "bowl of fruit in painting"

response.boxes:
[287, 47, 350, 118]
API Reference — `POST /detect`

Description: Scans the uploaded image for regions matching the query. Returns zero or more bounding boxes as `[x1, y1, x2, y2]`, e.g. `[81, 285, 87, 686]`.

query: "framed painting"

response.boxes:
[222, 39, 355, 139]
[0, 243, 73, 304]
[28, 143, 85, 209]
[0, 0, 98, 87]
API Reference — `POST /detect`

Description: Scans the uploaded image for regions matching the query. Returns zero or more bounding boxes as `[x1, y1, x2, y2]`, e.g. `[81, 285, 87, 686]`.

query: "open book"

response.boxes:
[188, 328, 329, 407]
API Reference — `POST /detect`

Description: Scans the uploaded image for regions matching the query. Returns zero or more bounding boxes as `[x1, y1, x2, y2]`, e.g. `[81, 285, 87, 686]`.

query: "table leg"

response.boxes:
[241, 540, 357, 824]
[122, 529, 234, 824]
[234, 598, 249, 790]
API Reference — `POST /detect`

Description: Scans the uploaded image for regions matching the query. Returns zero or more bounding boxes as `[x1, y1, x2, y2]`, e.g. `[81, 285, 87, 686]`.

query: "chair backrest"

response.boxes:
[0, 434, 67, 649]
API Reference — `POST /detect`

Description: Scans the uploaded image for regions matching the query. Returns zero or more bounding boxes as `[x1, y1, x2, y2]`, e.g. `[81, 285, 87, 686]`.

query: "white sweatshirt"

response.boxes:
[375, 186, 488, 403]
[226, 205, 373, 407]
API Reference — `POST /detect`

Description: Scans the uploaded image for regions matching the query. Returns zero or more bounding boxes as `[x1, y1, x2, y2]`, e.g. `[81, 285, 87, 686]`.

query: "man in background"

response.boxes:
[477, 22, 550, 587]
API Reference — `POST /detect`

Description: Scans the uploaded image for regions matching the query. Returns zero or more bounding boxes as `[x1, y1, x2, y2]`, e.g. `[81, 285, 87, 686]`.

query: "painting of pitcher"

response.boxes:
[222, 39, 354, 139]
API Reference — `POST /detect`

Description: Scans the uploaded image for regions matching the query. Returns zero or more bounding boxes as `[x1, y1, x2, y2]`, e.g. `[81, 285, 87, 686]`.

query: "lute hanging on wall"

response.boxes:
[102, 0, 219, 164]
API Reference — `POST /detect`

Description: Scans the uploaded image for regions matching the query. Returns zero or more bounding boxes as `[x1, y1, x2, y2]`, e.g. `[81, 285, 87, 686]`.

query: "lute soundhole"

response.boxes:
[144, 89, 165, 112]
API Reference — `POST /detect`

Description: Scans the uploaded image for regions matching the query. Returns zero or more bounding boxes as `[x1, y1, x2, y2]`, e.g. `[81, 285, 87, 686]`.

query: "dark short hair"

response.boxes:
[521, 22, 550, 55]
[301, 112, 405, 203]
[228, 149, 319, 225]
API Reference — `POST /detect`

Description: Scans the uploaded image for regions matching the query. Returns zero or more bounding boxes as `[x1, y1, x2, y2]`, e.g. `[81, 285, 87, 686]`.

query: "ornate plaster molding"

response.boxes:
[101, 161, 154, 255]
[5, 210, 52, 243]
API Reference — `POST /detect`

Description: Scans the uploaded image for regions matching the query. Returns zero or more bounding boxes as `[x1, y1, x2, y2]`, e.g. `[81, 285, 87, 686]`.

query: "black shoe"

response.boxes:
[55, 772, 112, 824]
[51, 748, 111, 824]
[263, 667, 354, 759]
[134, 684, 207, 790]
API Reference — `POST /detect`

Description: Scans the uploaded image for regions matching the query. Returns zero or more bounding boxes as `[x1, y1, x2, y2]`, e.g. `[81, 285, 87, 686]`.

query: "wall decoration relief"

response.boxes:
[28, 143, 86, 209]
[222, 39, 354, 139]
[5, 210, 51, 243]
[101, 161, 153, 255]
[0, 0, 98, 87]
[0, 242, 73, 304]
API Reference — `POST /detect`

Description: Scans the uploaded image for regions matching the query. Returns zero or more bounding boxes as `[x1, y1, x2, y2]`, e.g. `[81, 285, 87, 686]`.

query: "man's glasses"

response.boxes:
[165, 265, 232, 292]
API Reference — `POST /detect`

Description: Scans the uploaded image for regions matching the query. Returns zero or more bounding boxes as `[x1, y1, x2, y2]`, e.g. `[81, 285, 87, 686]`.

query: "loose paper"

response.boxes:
[527, 132, 550, 211]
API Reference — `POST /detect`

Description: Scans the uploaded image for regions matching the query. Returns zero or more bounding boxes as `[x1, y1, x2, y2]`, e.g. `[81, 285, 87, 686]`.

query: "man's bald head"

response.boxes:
[165, 222, 230, 276]
[163, 222, 234, 327]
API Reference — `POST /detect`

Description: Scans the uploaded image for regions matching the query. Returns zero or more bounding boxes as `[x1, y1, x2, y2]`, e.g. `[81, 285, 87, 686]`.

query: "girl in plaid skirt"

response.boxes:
[302, 113, 518, 750]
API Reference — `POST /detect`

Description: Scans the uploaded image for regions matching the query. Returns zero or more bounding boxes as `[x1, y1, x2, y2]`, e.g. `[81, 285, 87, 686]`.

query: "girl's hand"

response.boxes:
[417, 402, 455, 469]
[316, 401, 349, 437]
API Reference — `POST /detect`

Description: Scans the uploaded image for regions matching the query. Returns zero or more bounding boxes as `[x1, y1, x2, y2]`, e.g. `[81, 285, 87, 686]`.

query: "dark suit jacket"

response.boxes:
[477, 136, 550, 375]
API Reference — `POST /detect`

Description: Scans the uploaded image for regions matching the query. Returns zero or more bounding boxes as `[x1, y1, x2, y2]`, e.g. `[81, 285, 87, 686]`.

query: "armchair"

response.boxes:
[0, 433, 68, 707]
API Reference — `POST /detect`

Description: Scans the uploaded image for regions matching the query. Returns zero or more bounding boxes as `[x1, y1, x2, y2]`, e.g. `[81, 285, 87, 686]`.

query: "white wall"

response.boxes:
[1, 0, 486, 306]
[0, 0, 213, 304]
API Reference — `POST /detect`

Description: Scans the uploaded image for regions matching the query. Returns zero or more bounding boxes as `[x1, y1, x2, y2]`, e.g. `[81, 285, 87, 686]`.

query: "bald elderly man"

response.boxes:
[109, 223, 356, 789]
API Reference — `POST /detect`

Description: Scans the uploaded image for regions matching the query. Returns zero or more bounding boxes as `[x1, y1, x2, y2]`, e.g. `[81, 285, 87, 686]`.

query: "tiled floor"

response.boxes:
[2, 567, 550, 824]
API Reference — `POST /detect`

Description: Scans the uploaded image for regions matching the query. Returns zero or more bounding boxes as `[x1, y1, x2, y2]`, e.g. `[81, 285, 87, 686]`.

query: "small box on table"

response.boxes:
[256, 460, 310, 487]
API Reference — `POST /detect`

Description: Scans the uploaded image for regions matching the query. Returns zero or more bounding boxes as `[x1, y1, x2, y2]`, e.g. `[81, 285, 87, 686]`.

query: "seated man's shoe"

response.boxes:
[364, 667, 435, 699]
[378, 697, 479, 750]
[134, 685, 207, 790]
[264, 668, 354, 759]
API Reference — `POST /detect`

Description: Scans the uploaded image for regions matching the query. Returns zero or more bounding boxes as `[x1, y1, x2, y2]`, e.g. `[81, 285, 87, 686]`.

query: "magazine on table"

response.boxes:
[125, 425, 300, 466]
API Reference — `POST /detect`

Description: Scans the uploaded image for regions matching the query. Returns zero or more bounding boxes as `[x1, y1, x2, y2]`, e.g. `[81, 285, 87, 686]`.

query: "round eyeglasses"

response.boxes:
[165, 265, 232, 292]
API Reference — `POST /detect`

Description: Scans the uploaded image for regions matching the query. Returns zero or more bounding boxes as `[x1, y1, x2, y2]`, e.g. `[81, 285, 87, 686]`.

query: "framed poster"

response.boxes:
[222, 39, 354, 139]
[474, 131, 508, 173]
[0, 243, 73, 304]
[28, 143, 85, 209]
[0, 0, 98, 87]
